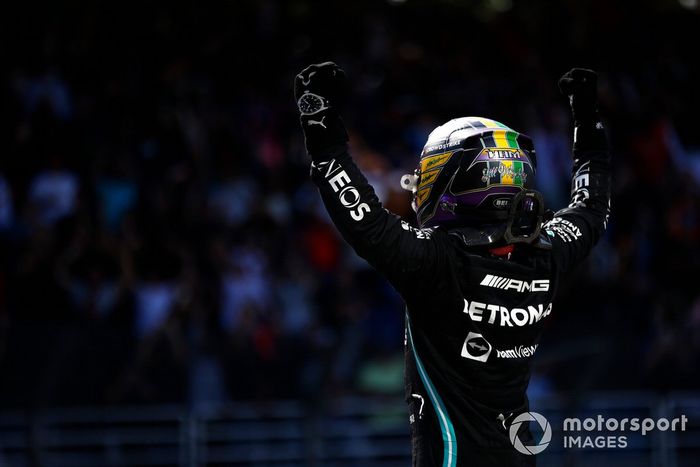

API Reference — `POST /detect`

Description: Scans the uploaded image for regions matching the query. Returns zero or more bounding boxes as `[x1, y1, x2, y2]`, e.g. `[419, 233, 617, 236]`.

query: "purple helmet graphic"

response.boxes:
[401, 117, 537, 229]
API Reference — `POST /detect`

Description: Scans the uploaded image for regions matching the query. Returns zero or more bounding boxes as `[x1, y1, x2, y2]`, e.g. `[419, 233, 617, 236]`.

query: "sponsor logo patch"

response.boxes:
[314, 159, 371, 221]
[462, 298, 553, 327]
[461, 332, 492, 362]
[420, 151, 453, 173]
[493, 197, 510, 208]
[400, 221, 433, 239]
[419, 169, 440, 188]
[497, 344, 538, 359]
[460, 332, 539, 363]
[480, 274, 550, 293]
[544, 218, 582, 243]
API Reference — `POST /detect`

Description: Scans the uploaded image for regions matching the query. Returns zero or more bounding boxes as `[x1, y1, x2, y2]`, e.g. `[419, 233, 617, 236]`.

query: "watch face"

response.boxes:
[298, 93, 326, 115]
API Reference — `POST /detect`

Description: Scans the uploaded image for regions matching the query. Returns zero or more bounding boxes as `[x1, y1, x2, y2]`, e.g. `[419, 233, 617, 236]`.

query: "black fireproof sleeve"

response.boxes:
[544, 120, 611, 274]
[308, 140, 450, 294]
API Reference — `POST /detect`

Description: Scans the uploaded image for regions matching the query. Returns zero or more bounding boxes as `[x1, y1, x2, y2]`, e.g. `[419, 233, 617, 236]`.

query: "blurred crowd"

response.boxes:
[0, 1, 699, 408]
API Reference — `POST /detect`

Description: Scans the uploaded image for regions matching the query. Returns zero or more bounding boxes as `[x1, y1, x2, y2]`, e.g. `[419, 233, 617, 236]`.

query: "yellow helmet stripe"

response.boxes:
[420, 152, 453, 173]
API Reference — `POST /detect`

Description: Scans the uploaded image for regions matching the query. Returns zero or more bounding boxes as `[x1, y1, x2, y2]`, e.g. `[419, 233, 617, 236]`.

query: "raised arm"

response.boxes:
[294, 62, 448, 291]
[544, 68, 612, 273]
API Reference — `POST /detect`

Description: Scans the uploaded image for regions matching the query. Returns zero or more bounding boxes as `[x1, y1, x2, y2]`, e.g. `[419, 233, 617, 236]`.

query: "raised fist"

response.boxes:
[558, 68, 598, 124]
[294, 62, 346, 115]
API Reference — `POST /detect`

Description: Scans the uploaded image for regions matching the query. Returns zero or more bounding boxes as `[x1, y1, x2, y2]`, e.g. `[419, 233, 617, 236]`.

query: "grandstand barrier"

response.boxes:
[1, 392, 699, 466]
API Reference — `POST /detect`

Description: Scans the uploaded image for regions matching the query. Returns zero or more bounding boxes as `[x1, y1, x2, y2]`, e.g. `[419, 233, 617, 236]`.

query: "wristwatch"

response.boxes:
[297, 92, 329, 115]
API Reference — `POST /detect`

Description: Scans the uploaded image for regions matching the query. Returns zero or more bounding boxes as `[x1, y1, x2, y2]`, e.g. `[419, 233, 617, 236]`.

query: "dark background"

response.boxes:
[0, 0, 699, 411]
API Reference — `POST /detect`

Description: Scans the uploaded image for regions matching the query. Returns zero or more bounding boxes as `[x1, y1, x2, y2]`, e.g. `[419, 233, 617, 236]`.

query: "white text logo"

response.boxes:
[544, 218, 582, 243]
[462, 299, 553, 327]
[497, 344, 538, 359]
[315, 159, 371, 221]
[480, 275, 550, 293]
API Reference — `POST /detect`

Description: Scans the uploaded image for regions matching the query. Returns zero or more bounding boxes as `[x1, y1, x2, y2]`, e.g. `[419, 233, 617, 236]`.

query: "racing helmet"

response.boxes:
[401, 117, 543, 243]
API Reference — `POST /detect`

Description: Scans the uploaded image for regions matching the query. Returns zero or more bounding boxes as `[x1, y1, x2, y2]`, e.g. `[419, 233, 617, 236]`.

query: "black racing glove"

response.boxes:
[558, 68, 599, 126]
[294, 62, 349, 158]
[558, 68, 605, 148]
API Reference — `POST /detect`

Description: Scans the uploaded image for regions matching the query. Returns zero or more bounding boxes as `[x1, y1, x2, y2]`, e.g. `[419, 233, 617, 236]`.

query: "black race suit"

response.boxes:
[308, 121, 610, 467]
